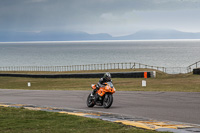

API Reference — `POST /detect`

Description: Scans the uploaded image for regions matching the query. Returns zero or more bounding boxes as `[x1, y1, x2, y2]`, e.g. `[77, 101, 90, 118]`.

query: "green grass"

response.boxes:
[0, 69, 200, 92]
[115, 72, 200, 92]
[0, 107, 168, 133]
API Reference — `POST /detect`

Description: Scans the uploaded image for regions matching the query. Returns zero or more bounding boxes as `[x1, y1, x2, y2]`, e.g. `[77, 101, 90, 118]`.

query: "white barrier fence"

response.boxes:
[0, 61, 199, 74]
[0, 62, 165, 72]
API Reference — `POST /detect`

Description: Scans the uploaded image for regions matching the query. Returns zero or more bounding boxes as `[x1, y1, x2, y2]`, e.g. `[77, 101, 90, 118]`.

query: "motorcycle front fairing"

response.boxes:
[91, 84, 96, 90]
[97, 82, 115, 97]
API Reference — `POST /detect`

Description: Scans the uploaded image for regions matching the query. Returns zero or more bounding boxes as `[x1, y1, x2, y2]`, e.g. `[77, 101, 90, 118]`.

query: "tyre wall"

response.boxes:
[0, 71, 155, 78]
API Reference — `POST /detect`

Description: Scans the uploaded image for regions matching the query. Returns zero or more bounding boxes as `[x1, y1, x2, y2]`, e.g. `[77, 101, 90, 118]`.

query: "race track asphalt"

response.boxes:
[0, 89, 199, 125]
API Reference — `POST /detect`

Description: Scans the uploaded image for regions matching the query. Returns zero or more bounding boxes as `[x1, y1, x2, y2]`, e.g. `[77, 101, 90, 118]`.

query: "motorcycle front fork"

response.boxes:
[92, 89, 97, 95]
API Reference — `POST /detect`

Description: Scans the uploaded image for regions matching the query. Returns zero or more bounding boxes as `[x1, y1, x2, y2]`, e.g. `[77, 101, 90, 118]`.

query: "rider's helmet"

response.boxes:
[103, 72, 111, 81]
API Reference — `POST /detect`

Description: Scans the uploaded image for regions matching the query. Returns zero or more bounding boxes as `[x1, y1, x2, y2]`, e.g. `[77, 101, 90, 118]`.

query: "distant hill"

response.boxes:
[1, 29, 200, 42]
[116, 29, 200, 40]
[0, 31, 112, 42]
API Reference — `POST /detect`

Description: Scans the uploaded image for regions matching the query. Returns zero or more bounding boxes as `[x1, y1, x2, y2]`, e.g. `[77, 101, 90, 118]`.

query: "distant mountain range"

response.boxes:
[116, 29, 200, 40]
[1, 29, 200, 42]
[0, 31, 112, 42]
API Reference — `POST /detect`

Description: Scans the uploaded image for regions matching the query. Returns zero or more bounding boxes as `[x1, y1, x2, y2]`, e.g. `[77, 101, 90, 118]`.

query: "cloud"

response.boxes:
[1, 0, 200, 36]
[26, 0, 48, 3]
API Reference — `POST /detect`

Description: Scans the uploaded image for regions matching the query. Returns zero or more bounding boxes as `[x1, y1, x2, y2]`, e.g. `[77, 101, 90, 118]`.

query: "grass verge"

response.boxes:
[0, 69, 200, 92]
[0, 107, 168, 133]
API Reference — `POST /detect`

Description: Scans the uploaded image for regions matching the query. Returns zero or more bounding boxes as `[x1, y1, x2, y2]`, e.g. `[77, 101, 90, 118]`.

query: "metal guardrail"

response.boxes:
[187, 61, 200, 73]
[0, 62, 165, 72]
[0, 61, 199, 74]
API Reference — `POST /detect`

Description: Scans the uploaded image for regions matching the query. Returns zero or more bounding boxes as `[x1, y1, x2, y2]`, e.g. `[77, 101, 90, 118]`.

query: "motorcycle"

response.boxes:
[87, 82, 116, 108]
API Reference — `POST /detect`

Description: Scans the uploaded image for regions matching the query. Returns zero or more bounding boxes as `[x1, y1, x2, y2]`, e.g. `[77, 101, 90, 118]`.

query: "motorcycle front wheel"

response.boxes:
[87, 94, 95, 107]
[103, 93, 113, 108]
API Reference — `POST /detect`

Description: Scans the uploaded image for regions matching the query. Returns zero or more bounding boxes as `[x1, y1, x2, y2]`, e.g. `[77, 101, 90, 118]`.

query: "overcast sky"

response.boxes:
[1, 0, 200, 36]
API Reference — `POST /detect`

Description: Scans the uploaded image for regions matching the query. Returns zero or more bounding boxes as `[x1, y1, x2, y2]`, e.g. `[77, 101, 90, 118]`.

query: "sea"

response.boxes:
[0, 40, 200, 68]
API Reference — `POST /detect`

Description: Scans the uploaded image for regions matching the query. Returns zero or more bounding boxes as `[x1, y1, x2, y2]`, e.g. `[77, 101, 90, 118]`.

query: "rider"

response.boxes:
[91, 72, 112, 97]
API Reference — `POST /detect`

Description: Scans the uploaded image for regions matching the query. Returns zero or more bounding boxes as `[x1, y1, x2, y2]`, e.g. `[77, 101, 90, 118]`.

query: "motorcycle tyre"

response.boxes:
[103, 93, 113, 108]
[87, 94, 95, 107]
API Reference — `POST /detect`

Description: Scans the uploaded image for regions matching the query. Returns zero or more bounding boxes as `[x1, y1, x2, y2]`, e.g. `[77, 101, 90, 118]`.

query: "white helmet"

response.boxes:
[103, 72, 111, 81]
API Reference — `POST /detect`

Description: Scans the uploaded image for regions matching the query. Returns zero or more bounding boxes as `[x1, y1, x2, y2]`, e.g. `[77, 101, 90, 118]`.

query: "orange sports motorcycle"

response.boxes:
[87, 82, 116, 108]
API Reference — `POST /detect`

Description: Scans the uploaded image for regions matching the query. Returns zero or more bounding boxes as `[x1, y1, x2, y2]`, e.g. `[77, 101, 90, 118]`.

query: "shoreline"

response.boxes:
[1, 39, 200, 43]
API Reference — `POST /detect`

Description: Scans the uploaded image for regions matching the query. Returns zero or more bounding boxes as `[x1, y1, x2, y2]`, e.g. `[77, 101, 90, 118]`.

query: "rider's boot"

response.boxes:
[91, 89, 95, 95]
[91, 85, 99, 97]
[90, 89, 97, 99]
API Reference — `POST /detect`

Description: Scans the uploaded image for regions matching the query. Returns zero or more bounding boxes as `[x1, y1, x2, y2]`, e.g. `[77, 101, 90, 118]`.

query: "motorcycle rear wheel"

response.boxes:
[87, 94, 95, 107]
[103, 93, 113, 108]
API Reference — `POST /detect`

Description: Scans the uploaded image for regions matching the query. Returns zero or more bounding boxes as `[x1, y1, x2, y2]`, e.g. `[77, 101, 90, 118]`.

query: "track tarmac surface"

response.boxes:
[0, 89, 200, 125]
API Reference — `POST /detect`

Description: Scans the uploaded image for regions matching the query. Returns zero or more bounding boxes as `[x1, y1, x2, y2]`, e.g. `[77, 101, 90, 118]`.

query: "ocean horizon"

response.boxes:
[1, 39, 200, 43]
[0, 39, 200, 68]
